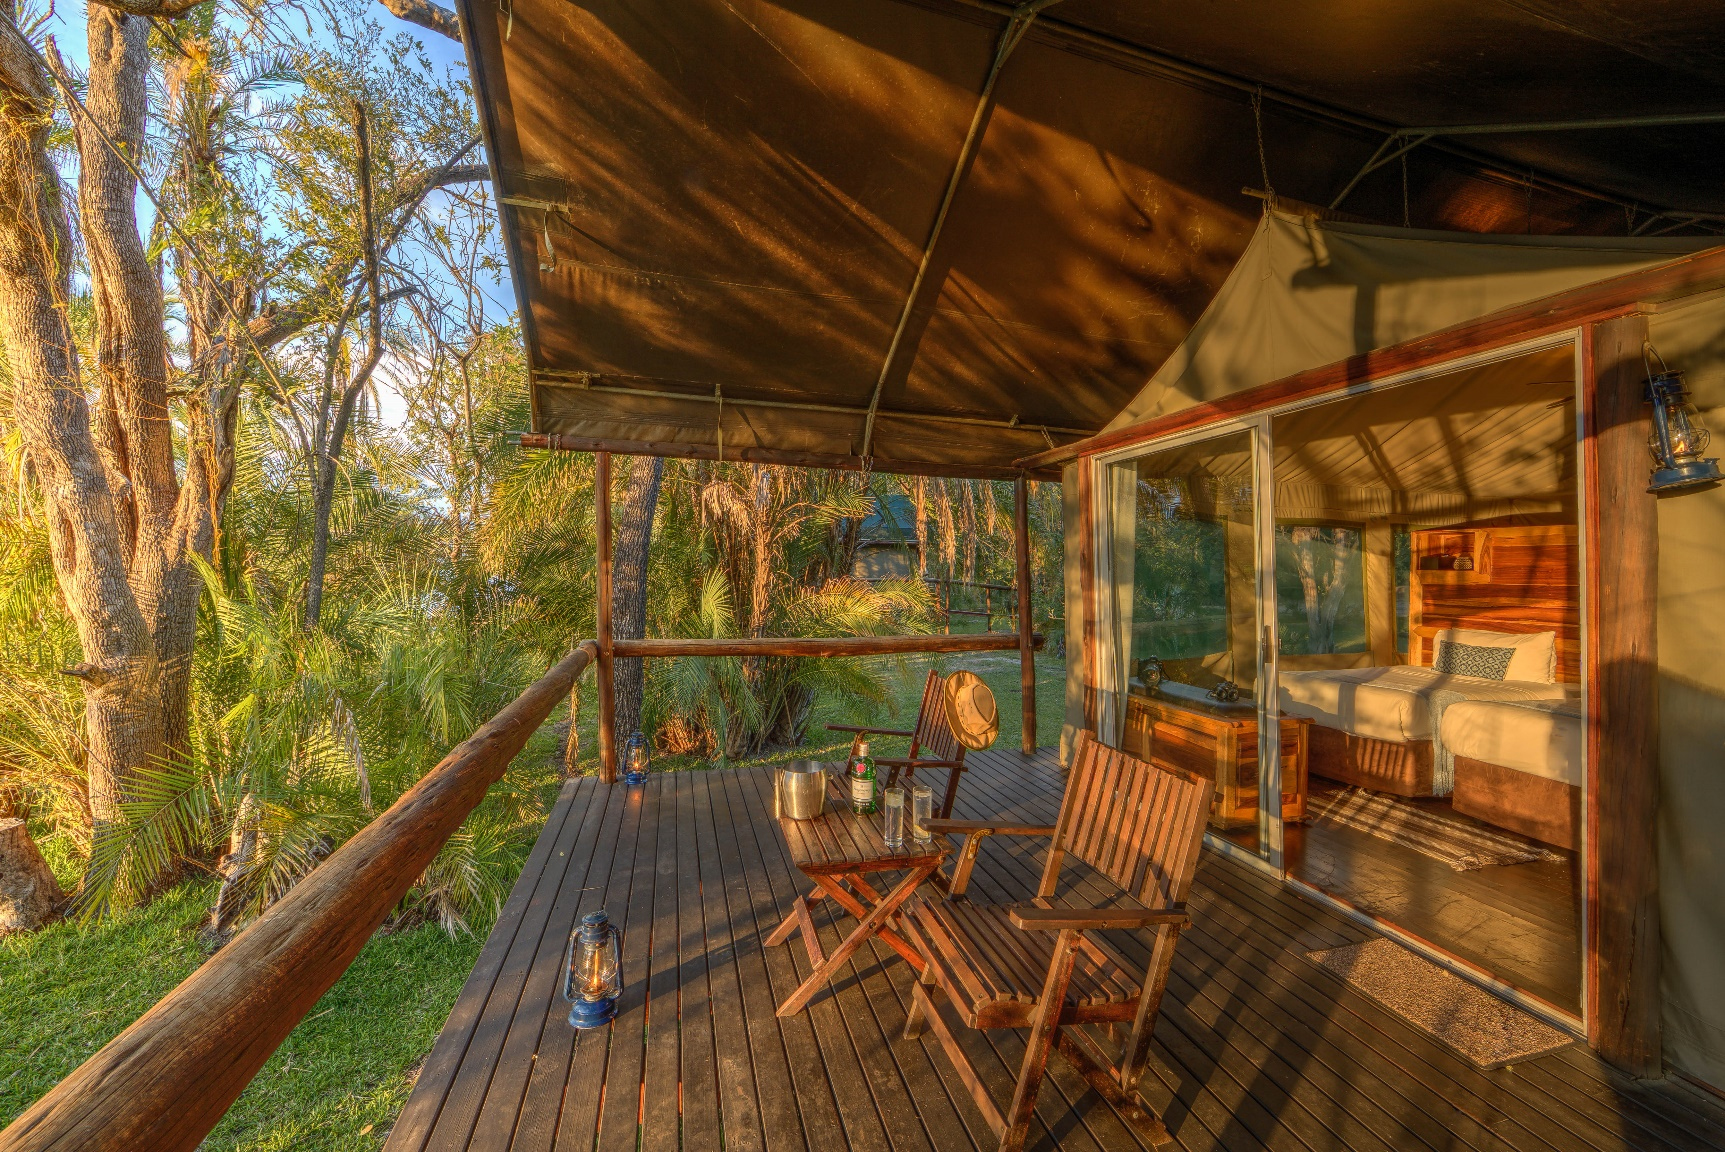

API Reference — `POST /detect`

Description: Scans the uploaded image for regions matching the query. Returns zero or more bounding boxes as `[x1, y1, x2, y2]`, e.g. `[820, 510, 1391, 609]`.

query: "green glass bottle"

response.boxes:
[848, 740, 878, 815]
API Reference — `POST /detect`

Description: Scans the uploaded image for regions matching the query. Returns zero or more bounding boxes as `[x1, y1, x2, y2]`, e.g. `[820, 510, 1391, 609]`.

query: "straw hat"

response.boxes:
[942, 671, 1000, 751]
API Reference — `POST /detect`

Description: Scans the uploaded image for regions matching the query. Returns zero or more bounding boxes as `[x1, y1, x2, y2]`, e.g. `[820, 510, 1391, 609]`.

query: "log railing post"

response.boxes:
[1015, 475, 1036, 754]
[595, 451, 618, 783]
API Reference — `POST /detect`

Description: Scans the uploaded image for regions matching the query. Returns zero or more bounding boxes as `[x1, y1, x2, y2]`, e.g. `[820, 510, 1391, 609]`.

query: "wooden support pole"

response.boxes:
[1015, 476, 1036, 753]
[1585, 313, 1661, 1077]
[595, 451, 617, 784]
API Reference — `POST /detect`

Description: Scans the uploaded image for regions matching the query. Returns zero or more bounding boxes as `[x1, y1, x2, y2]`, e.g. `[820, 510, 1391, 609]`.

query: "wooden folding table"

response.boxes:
[767, 764, 949, 1017]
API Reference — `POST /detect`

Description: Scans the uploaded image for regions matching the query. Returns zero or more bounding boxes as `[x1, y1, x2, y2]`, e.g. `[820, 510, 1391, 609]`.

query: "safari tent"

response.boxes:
[1039, 209, 1725, 1087]
[18, 3, 1725, 1150]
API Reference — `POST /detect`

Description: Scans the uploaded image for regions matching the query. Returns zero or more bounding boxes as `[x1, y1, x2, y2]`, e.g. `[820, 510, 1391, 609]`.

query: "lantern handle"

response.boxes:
[1643, 340, 1671, 382]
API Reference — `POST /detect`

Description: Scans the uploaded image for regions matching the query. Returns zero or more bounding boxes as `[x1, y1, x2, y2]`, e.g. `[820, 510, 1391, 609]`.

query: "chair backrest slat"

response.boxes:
[910, 669, 963, 763]
[1039, 731, 1213, 909]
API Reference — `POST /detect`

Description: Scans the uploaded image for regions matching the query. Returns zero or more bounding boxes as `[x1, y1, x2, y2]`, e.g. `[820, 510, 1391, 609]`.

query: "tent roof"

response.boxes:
[458, 0, 1725, 477]
[1105, 211, 1711, 432]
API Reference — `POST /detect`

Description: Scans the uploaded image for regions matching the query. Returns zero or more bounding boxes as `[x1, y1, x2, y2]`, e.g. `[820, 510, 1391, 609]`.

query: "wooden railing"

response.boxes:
[0, 642, 600, 1152]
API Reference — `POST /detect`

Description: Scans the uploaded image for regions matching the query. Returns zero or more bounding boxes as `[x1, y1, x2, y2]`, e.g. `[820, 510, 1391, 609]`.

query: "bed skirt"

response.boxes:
[1452, 755, 1580, 851]
[1307, 724, 1435, 797]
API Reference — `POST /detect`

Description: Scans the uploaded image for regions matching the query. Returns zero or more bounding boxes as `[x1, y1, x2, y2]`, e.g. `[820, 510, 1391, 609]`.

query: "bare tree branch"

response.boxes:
[378, 0, 461, 42]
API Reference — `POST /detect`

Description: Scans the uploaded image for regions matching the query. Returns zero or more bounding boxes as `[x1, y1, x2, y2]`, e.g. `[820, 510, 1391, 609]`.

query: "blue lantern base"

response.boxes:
[623, 770, 649, 786]
[1650, 457, 1722, 493]
[568, 995, 618, 1030]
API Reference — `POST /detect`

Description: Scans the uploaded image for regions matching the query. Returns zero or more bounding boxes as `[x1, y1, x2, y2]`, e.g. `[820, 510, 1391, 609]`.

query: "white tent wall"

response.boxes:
[1646, 294, 1725, 1091]
[1107, 211, 1708, 431]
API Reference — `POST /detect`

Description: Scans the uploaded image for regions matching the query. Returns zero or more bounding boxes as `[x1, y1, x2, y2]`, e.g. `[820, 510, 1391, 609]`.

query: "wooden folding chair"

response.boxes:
[899, 731, 1213, 1152]
[827, 668, 969, 818]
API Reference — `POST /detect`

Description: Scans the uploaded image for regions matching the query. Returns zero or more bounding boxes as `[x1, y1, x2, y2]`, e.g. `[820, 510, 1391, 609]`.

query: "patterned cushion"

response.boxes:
[1432, 640, 1515, 680]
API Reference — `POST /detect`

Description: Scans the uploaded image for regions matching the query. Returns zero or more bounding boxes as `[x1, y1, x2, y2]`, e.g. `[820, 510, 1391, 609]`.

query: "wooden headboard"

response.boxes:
[1409, 523, 1580, 683]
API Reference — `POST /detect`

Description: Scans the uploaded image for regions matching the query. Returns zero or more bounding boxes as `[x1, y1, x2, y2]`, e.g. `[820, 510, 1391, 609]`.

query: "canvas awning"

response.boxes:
[457, 0, 1725, 476]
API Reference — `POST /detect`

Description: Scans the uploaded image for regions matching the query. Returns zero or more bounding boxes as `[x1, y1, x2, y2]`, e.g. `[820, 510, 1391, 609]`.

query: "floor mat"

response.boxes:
[1308, 786, 1564, 870]
[1309, 937, 1574, 1069]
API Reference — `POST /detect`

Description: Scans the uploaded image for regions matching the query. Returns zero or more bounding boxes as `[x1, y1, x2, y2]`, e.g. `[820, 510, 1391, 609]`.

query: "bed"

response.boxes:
[1441, 698, 1583, 850]
[1278, 661, 1570, 797]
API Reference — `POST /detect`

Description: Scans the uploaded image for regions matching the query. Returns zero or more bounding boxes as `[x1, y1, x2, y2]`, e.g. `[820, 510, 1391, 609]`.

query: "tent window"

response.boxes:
[1274, 523, 1367, 655]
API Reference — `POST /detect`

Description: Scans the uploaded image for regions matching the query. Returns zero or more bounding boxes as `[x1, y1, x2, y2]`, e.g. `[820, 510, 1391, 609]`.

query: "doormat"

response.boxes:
[1308, 787, 1564, 871]
[1309, 938, 1573, 1069]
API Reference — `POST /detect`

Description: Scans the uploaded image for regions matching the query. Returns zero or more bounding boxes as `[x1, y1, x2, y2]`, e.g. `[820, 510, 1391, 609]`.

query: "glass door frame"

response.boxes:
[1091, 413, 1285, 873]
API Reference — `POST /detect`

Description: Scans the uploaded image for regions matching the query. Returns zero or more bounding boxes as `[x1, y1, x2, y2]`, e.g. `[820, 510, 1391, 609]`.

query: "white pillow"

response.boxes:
[1433, 628, 1557, 684]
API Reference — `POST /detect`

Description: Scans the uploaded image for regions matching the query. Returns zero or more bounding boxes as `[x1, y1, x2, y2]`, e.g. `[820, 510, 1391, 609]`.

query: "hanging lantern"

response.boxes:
[563, 909, 623, 1029]
[623, 730, 650, 786]
[1644, 349, 1721, 494]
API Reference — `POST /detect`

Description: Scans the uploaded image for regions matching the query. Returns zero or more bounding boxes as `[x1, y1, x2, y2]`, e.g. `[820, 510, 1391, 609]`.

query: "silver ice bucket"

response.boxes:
[774, 761, 827, 820]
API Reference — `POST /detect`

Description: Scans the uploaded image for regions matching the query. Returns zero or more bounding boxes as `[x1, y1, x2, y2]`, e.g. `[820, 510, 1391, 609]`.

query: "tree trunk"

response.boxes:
[0, 819, 64, 934]
[611, 455, 663, 741]
[0, 17, 165, 837]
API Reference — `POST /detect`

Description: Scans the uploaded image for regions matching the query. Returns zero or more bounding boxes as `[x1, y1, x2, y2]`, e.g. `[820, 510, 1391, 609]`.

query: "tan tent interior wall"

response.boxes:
[1646, 294, 1725, 1090]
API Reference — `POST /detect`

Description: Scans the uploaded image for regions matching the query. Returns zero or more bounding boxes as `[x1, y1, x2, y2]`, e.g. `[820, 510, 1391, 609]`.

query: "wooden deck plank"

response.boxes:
[549, 782, 646, 1152]
[641, 771, 688, 1152]
[384, 777, 591, 1152]
[416, 776, 608, 1152]
[390, 749, 1725, 1152]
[689, 769, 767, 1152]
[705, 769, 813, 1152]
[595, 776, 665, 1152]
[673, 771, 723, 1152]
[464, 778, 622, 1152]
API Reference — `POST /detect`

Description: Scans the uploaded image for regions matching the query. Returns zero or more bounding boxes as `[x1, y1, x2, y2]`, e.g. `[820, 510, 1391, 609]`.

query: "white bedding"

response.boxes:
[1277, 666, 1570, 744]
[1439, 698, 1584, 787]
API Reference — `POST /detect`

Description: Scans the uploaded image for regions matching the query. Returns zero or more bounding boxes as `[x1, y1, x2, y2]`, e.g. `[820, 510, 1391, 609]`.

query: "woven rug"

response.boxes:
[1309, 938, 1574, 1069]
[1308, 787, 1565, 871]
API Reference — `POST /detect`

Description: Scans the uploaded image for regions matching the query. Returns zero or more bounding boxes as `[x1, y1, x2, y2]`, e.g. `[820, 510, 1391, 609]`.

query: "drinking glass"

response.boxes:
[910, 783, 934, 842]
[882, 786, 905, 849]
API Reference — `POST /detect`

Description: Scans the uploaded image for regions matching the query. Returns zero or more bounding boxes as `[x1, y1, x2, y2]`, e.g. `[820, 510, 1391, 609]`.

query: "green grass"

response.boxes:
[0, 654, 1066, 1148]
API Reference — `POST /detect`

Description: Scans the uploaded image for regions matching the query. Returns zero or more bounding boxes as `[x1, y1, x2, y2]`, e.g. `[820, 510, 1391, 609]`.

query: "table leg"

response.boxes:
[817, 874, 925, 972]
[776, 866, 935, 1017]
[766, 885, 833, 948]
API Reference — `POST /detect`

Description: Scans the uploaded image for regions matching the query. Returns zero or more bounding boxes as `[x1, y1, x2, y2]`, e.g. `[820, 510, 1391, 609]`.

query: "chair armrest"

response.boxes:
[932, 821, 1057, 897]
[926, 820, 1055, 837]
[1007, 904, 1190, 931]
[825, 724, 915, 737]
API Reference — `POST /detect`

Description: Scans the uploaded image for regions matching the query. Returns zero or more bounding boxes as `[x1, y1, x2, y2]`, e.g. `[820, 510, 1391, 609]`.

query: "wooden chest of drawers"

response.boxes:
[1123, 685, 1309, 830]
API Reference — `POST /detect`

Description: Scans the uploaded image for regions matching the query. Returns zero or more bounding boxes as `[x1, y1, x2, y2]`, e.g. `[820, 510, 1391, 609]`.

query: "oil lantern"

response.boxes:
[1646, 366, 1722, 493]
[563, 909, 623, 1029]
[623, 730, 650, 785]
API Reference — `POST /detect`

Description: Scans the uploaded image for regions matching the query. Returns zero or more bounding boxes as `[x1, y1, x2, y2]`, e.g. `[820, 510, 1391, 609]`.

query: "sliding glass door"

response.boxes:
[1102, 423, 1283, 866]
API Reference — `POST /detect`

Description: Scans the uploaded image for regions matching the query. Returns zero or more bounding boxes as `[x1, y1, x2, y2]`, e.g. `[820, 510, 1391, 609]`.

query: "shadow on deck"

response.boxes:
[382, 749, 1725, 1152]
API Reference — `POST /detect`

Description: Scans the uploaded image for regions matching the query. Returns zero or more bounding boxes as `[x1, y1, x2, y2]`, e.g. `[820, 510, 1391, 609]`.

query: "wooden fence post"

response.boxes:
[1015, 476, 1036, 753]
[596, 451, 618, 783]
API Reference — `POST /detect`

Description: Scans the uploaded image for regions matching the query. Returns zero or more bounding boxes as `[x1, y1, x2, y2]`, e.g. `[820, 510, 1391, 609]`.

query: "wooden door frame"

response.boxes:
[1075, 318, 1664, 1073]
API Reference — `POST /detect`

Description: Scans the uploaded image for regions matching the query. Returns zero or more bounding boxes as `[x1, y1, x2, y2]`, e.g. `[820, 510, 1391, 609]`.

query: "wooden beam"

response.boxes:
[611, 633, 1042, 658]
[0, 643, 599, 1152]
[1584, 314, 1663, 1077]
[1015, 477, 1036, 753]
[516, 432, 1058, 482]
[1015, 241, 1725, 472]
[595, 451, 617, 784]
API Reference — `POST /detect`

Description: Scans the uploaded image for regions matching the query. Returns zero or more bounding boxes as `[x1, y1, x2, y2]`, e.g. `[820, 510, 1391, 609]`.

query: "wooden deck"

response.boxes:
[383, 748, 1725, 1152]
